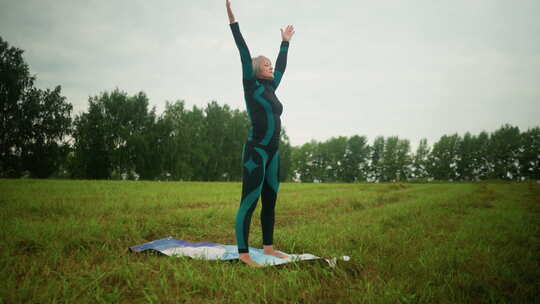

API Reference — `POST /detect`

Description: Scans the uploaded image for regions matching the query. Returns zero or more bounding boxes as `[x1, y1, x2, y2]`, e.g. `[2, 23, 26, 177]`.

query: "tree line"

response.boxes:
[68, 89, 294, 181]
[1, 36, 539, 182]
[292, 126, 539, 182]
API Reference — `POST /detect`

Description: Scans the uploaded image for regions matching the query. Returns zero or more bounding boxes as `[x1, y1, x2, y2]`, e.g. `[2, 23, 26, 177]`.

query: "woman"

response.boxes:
[226, 0, 295, 266]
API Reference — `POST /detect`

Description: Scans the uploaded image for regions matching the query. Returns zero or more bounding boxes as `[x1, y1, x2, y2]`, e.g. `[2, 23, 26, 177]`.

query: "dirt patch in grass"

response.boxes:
[62, 238, 104, 254]
[14, 239, 45, 255]
[437, 184, 496, 214]
[437, 199, 469, 215]
[335, 192, 413, 212]
[374, 193, 410, 206]
[468, 184, 495, 209]
[374, 183, 411, 194]
[176, 201, 234, 209]
[347, 198, 367, 210]
[385, 183, 411, 191]
[274, 205, 327, 227]
[180, 202, 212, 209]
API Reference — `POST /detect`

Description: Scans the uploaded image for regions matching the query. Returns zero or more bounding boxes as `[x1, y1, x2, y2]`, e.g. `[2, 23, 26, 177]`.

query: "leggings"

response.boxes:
[235, 142, 280, 253]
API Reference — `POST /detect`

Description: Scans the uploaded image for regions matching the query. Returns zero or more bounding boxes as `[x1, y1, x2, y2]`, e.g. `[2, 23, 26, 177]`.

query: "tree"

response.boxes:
[428, 134, 461, 181]
[395, 138, 412, 181]
[0, 36, 34, 177]
[319, 136, 348, 182]
[130, 106, 163, 180]
[473, 131, 492, 180]
[101, 90, 151, 178]
[20, 86, 72, 178]
[342, 135, 370, 182]
[71, 97, 111, 179]
[204, 101, 232, 180]
[519, 127, 540, 180]
[456, 132, 476, 181]
[411, 138, 431, 181]
[227, 108, 250, 181]
[310, 140, 328, 182]
[71, 89, 154, 180]
[488, 124, 521, 180]
[292, 140, 318, 182]
[158, 100, 249, 181]
[0, 36, 72, 178]
[182, 105, 208, 180]
[279, 129, 293, 182]
[378, 136, 411, 182]
[161, 100, 195, 180]
[150, 109, 176, 180]
[381, 136, 399, 182]
[368, 136, 385, 182]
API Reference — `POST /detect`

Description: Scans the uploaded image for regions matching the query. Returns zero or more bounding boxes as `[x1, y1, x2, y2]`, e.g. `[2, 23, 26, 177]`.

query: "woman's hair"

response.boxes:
[252, 55, 271, 78]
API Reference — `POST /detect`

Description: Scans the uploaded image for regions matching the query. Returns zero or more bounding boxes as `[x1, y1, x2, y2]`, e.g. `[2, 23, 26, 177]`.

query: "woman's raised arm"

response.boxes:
[226, 0, 236, 24]
[227, 0, 254, 81]
[273, 25, 295, 89]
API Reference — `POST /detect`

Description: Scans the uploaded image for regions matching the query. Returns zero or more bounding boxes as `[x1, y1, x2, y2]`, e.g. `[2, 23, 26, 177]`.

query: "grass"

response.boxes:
[0, 179, 539, 303]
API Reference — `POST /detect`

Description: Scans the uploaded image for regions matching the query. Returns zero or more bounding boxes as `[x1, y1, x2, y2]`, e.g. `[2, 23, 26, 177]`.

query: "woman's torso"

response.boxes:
[243, 78, 283, 149]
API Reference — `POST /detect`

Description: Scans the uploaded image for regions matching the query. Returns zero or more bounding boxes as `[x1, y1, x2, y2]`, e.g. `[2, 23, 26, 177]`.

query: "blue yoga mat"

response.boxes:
[130, 237, 349, 267]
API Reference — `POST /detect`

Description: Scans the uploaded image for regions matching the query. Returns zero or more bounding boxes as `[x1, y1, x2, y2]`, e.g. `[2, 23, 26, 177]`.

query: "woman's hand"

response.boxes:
[226, 0, 236, 24]
[280, 25, 295, 42]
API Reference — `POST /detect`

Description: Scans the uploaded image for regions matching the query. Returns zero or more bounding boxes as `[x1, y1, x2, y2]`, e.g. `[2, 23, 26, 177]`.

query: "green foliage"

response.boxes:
[319, 136, 348, 182]
[411, 138, 430, 180]
[369, 136, 385, 182]
[472, 131, 492, 180]
[489, 124, 521, 180]
[519, 127, 540, 180]
[72, 95, 252, 181]
[279, 130, 293, 181]
[291, 140, 317, 182]
[159, 100, 250, 181]
[456, 132, 477, 181]
[428, 134, 461, 181]
[342, 135, 370, 182]
[0, 36, 72, 178]
[380, 136, 411, 182]
[71, 97, 111, 179]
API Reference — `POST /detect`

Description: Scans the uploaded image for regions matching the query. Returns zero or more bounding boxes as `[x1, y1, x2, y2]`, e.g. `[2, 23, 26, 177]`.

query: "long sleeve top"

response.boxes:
[230, 22, 289, 148]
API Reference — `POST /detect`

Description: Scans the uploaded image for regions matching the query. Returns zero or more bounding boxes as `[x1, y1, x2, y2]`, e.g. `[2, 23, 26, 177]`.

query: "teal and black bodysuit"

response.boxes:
[229, 22, 289, 254]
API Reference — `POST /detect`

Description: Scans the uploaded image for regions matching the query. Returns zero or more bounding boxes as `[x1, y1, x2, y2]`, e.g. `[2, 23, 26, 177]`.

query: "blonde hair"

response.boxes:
[252, 55, 271, 78]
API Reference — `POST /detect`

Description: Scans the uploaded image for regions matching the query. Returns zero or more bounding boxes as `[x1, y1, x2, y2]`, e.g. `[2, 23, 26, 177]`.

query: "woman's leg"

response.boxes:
[260, 151, 279, 247]
[235, 144, 268, 255]
[260, 151, 288, 258]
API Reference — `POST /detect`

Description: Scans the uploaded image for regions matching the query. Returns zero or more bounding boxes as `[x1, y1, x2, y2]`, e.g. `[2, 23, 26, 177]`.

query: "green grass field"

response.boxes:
[1, 179, 539, 303]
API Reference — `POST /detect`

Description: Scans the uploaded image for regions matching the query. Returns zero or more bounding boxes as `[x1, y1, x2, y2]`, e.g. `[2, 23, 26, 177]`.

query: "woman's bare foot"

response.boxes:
[264, 250, 290, 259]
[239, 253, 263, 267]
[263, 245, 290, 259]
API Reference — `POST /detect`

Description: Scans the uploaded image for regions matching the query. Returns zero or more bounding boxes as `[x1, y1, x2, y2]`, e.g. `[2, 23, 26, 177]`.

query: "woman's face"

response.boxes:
[259, 59, 274, 80]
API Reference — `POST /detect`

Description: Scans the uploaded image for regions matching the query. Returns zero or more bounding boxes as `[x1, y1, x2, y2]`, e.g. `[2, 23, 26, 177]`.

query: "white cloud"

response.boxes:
[1, 0, 539, 149]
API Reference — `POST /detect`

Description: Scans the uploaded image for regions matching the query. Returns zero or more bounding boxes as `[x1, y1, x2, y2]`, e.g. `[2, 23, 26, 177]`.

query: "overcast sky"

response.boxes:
[1, 0, 539, 149]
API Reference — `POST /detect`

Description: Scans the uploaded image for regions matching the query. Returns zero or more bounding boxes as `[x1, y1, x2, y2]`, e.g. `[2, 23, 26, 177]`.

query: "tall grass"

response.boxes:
[1, 179, 538, 303]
